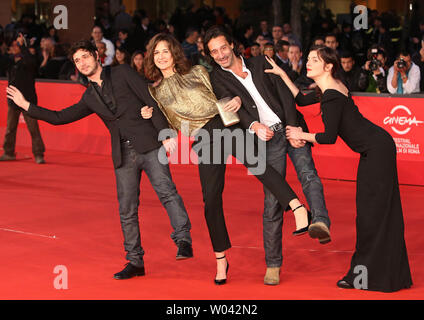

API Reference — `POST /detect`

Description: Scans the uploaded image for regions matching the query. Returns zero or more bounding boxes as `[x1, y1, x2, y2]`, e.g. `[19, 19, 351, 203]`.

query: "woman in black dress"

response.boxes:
[264, 46, 412, 292]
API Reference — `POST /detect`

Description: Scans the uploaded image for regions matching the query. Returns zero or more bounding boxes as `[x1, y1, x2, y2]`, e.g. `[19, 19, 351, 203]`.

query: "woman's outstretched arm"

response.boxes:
[264, 56, 320, 106]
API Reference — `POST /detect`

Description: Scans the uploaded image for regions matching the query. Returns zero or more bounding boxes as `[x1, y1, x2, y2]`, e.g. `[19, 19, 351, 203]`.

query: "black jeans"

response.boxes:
[2, 101, 45, 157]
[114, 141, 192, 267]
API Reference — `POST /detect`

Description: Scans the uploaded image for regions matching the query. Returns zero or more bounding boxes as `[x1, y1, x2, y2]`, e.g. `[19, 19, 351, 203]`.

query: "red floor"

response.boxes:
[0, 147, 423, 300]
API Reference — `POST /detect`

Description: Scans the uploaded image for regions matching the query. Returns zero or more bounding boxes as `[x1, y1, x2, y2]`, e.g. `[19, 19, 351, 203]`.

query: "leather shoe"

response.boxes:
[264, 267, 280, 285]
[114, 263, 145, 280]
[308, 222, 331, 244]
[0, 153, 16, 161]
[176, 240, 193, 260]
[337, 279, 354, 289]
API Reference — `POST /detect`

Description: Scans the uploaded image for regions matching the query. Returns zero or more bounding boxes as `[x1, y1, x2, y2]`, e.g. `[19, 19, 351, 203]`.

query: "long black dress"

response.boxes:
[295, 89, 412, 292]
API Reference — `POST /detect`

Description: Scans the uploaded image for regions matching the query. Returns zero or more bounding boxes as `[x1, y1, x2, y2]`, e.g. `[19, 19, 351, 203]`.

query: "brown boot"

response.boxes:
[308, 222, 331, 244]
[264, 267, 280, 285]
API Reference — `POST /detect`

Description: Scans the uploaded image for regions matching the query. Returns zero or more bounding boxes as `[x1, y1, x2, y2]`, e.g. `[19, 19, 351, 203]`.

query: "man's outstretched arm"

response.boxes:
[6, 85, 93, 125]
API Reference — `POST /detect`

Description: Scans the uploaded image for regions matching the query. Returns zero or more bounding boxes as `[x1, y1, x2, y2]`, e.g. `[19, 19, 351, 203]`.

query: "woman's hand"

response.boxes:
[223, 96, 241, 112]
[141, 106, 153, 119]
[264, 55, 287, 78]
[6, 86, 30, 110]
[286, 125, 303, 140]
[162, 137, 177, 155]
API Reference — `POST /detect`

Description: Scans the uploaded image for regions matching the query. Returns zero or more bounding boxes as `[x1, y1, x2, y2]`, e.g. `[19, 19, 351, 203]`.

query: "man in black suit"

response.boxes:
[6, 40, 193, 279]
[0, 33, 45, 163]
[204, 27, 331, 285]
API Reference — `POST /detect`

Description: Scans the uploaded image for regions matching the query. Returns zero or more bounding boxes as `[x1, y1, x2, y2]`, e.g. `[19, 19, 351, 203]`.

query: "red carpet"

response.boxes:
[0, 147, 422, 300]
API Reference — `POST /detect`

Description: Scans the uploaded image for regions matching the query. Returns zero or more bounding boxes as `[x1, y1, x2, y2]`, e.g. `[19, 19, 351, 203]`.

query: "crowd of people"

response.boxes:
[0, 4, 423, 94]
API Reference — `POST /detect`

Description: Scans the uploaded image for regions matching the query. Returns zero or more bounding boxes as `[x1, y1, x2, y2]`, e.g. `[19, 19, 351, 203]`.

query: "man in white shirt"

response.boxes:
[91, 25, 115, 66]
[206, 27, 331, 286]
[387, 51, 421, 94]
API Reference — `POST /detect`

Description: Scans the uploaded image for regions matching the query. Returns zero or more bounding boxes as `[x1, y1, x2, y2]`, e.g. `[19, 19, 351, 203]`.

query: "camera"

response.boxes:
[4, 28, 27, 47]
[369, 48, 381, 71]
[397, 58, 406, 69]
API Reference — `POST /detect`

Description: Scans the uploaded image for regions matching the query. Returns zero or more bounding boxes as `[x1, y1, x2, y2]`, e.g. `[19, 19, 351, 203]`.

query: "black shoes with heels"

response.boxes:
[292, 204, 312, 236]
[214, 255, 229, 285]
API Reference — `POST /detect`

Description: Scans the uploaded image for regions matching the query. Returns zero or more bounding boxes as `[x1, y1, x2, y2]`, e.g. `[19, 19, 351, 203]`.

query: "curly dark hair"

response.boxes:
[68, 39, 98, 63]
[144, 33, 191, 82]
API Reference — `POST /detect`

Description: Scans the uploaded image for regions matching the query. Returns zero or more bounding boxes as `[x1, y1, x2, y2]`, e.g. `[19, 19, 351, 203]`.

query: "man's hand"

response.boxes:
[251, 122, 274, 141]
[285, 125, 303, 141]
[364, 60, 370, 71]
[16, 33, 25, 46]
[141, 106, 153, 119]
[393, 60, 401, 74]
[223, 96, 241, 112]
[162, 137, 177, 155]
[6, 86, 30, 110]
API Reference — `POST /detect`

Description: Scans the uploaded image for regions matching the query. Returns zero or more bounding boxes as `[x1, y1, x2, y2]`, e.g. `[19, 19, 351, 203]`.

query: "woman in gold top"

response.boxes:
[141, 33, 310, 285]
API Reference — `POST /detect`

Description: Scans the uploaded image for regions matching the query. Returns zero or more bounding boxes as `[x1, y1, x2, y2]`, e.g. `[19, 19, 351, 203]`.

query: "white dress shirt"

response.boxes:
[101, 37, 115, 66]
[387, 62, 421, 94]
[221, 57, 281, 129]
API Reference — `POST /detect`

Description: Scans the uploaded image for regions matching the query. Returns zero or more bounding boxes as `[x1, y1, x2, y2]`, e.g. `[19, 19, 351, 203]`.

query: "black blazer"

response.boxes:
[210, 55, 299, 130]
[27, 64, 170, 168]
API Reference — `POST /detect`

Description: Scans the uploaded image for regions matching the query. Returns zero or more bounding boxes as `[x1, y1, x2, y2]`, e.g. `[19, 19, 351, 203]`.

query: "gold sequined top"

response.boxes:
[148, 65, 219, 136]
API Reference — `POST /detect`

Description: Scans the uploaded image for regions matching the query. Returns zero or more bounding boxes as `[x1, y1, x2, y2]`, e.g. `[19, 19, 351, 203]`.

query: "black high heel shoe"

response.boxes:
[292, 204, 312, 236]
[214, 255, 229, 285]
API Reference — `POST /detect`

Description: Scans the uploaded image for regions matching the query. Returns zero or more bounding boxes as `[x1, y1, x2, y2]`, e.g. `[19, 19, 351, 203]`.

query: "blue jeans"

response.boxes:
[263, 131, 330, 267]
[114, 141, 192, 267]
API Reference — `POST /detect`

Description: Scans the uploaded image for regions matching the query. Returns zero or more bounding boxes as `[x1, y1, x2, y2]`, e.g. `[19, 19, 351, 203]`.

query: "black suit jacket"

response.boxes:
[210, 55, 299, 130]
[27, 64, 170, 168]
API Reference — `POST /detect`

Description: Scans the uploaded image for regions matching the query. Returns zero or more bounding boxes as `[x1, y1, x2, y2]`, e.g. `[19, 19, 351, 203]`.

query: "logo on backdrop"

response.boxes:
[383, 105, 423, 135]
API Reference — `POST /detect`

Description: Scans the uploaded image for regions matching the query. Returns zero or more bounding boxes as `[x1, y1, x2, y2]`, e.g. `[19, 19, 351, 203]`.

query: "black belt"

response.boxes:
[269, 122, 284, 132]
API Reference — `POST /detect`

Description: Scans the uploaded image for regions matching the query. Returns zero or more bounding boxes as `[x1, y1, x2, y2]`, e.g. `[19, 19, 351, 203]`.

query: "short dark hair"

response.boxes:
[204, 25, 235, 56]
[312, 35, 325, 44]
[325, 33, 337, 41]
[185, 27, 199, 39]
[340, 51, 353, 59]
[68, 40, 98, 63]
[118, 28, 129, 35]
[398, 50, 411, 58]
[274, 40, 289, 52]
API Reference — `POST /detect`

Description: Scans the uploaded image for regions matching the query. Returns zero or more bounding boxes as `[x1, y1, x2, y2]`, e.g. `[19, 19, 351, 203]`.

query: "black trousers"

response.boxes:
[2, 101, 45, 157]
[193, 116, 298, 252]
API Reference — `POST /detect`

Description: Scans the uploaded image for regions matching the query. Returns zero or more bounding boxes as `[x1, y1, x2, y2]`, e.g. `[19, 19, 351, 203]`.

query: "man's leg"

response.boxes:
[22, 110, 45, 163]
[114, 141, 144, 269]
[141, 146, 192, 251]
[1, 103, 21, 160]
[260, 131, 288, 271]
[227, 128, 289, 285]
[287, 143, 331, 228]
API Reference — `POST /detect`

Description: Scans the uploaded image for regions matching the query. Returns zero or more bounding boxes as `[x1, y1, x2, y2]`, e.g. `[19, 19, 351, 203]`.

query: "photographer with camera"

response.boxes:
[387, 50, 421, 94]
[0, 32, 45, 163]
[362, 46, 388, 93]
